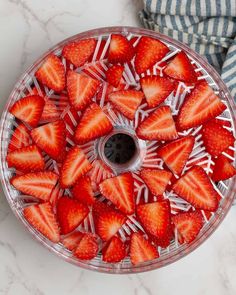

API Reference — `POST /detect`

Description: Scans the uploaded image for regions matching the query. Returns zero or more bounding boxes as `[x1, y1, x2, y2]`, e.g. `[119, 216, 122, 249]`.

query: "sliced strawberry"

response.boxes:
[60, 146, 92, 188]
[140, 76, 175, 108]
[62, 39, 96, 67]
[82, 62, 105, 80]
[140, 169, 172, 196]
[102, 236, 126, 263]
[130, 232, 159, 265]
[99, 172, 135, 215]
[92, 201, 114, 217]
[136, 106, 178, 141]
[72, 176, 96, 205]
[40, 98, 60, 123]
[74, 103, 113, 144]
[150, 224, 173, 248]
[212, 155, 236, 182]
[157, 136, 195, 175]
[108, 34, 134, 64]
[35, 54, 65, 92]
[74, 233, 99, 260]
[7, 145, 45, 172]
[9, 95, 45, 127]
[31, 120, 66, 162]
[134, 36, 169, 74]
[49, 183, 62, 208]
[11, 171, 58, 201]
[106, 64, 124, 87]
[177, 81, 226, 130]
[8, 123, 31, 153]
[61, 231, 84, 251]
[57, 196, 89, 235]
[163, 51, 197, 83]
[23, 202, 60, 243]
[67, 70, 100, 111]
[108, 90, 144, 120]
[173, 166, 219, 211]
[201, 120, 235, 157]
[172, 211, 204, 243]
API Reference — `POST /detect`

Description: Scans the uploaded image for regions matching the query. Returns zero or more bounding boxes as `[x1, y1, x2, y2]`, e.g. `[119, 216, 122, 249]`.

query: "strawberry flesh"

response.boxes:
[102, 236, 126, 263]
[212, 155, 236, 182]
[61, 231, 84, 251]
[72, 176, 96, 205]
[74, 233, 99, 260]
[106, 64, 124, 88]
[108, 34, 134, 63]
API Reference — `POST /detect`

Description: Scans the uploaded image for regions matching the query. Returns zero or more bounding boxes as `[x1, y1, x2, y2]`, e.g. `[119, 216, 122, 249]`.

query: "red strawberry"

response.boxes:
[40, 98, 60, 123]
[67, 70, 100, 111]
[108, 34, 134, 63]
[102, 236, 126, 263]
[157, 136, 195, 175]
[60, 146, 92, 188]
[9, 95, 45, 127]
[163, 51, 197, 83]
[134, 36, 169, 74]
[35, 54, 65, 92]
[130, 232, 159, 265]
[8, 123, 31, 153]
[57, 196, 89, 235]
[74, 103, 113, 144]
[172, 211, 204, 243]
[92, 201, 114, 217]
[212, 155, 236, 181]
[31, 120, 66, 162]
[82, 62, 105, 80]
[88, 159, 114, 188]
[99, 172, 135, 215]
[62, 39, 96, 67]
[140, 76, 175, 108]
[150, 224, 173, 248]
[61, 231, 84, 251]
[49, 183, 62, 208]
[108, 90, 144, 120]
[11, 171, 58, 201]
[106, 64, 124, 87]
[23, 202, 60, 243]
[7, 145, 45, 172]
[72, 176, 96, 205]
[96, 83, 126, 102]
[140, 169, 172, 196]
[173, 166, 219, 211]
[136, 106, 178, 141]
[74, 233, 99, 260]
[177, 81, 226, 130]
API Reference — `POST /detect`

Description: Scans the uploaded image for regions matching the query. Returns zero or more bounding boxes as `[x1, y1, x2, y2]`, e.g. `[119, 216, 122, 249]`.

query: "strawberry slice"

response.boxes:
[130, 232, 159, 265]
[40, 98, 60, 123]
[172, 211, 204, 243]
[163, 51, 197, 83]
[212, 155, 236, 182]
[7, 145, 45, 172]
[177, 81, 226, 130]
[9, 95, 45, 127]
[23, 202, 60, 243]
[172, 166, 219, 211]
[140, 76, 175, 108]
[92, 201, 114, 217]
[108, 90, 144, 120]
[201, 120, 235, 157]
[74, 233, 99, 260]
[134, 36, 169, 74]
[61, 231, 84, 251]
[67, 70, 100, 111]
[74, 103, 113, 144]
[136, 106, 178, 141]
[62, 39, 96, 67]
[157, 136, 195, 175]
[60, 146, 92, 188]
[8, 123, 31, 153]
[102, 236, 126, 263]
[136, 200, 171, 239]
[35, 54, 65, 92]
[99, 172, 135, 215]
[72, 176, 96, 205]
[49, 183, 62, 208]
[108, 34, 134, 63]
[150, 224, 173, 248]
[106, 64, 124, 88]
[31, 120, 66, 162]
[140, 169, 172, 196]
[57, 196, 89, 235]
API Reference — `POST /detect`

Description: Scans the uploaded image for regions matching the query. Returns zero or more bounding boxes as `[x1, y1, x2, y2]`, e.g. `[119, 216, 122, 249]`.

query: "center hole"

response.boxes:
[104, 133, 136, 164]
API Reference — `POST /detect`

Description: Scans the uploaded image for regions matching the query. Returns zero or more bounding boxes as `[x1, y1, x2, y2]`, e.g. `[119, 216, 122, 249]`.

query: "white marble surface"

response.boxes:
[0, 0, 236, 294]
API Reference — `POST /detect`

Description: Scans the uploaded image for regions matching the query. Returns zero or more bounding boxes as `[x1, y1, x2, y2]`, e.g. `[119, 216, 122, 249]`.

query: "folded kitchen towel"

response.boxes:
[139, 0, 236, 100]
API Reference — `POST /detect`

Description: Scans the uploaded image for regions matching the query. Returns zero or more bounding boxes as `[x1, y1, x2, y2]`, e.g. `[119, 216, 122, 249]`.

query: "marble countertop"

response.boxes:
[0, 0, 236, 294]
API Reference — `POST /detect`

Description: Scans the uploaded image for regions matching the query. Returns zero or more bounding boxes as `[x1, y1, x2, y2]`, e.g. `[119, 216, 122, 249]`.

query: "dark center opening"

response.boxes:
[104, 133, 136, 164]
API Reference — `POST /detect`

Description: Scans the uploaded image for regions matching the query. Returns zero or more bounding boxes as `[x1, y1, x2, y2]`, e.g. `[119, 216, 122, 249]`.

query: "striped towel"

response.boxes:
[139, 0, 236, 100]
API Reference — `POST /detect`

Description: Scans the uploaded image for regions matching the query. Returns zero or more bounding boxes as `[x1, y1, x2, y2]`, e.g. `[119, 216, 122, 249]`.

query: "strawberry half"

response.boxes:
[108, 90, 144, 120]
[134, 36, 169, 74]
[72, 176, 96, 205]
[8, 123, 31, 153]
[106, 64, 124, 88]
[108, 34, 134, 64]
[157, 136, 195, 175]
[140, 76, 175, 108]
[35, 54, 65, 92]
[136, 106, 178, 141]
[99, 172, 135, 215]
[62, 38, 96, 67]
[74, 103, 113, 144]
[61, 231, 84, 251]
[9, 95, 45, 127]
[102, 236, 126, 263]
[23, 202, 60, 243]
[173, 166, 219, 211]
[177, 81, 226, 130]
[212, 155, 236, 182]
[74, 233, 99, 260]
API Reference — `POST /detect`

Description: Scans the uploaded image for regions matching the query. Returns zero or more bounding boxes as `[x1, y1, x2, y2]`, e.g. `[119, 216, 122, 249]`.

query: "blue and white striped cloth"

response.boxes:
[139, 0, 236, 100]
